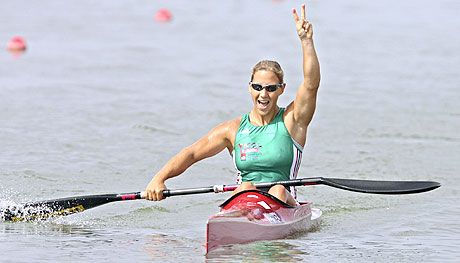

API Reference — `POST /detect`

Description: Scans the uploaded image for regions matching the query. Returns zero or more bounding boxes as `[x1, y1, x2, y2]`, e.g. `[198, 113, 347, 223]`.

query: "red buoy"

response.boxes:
[7, 36, 27, 51]
[155, 9, 172, 22]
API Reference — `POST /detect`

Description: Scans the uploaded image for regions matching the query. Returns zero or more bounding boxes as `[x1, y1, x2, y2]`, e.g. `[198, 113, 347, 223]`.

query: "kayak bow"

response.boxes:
[206, 190, 321, 253]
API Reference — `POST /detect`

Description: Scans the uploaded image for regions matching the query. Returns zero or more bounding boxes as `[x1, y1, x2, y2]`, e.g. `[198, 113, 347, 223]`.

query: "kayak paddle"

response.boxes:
[1, 177, 440, 222]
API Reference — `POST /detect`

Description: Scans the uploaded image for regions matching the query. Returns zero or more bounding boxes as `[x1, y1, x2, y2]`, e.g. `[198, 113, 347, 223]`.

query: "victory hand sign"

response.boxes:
[293, 4, 313, 41]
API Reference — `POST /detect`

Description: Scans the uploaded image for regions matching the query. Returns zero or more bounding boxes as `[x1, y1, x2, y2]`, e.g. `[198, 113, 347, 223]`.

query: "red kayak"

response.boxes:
[206, 190, 321, 253]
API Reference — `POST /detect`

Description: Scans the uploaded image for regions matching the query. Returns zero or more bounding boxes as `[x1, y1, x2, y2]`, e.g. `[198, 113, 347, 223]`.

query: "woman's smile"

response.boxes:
[257, 98, 270, 109]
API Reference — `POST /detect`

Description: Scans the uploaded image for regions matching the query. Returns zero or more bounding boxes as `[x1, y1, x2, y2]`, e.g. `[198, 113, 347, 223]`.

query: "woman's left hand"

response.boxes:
[292, 4, 313, 41]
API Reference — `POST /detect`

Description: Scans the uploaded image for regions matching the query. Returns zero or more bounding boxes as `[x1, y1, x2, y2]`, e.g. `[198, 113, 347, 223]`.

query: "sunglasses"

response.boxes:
[249, 82, 285, 92]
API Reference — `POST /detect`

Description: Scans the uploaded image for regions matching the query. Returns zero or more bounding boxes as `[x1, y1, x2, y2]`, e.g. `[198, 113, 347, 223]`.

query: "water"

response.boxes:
[1, 0, 459, 262]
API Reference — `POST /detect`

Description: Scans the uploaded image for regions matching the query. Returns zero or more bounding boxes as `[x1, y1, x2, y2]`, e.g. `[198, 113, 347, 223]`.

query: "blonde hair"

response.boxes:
[250, 60, 284, 83]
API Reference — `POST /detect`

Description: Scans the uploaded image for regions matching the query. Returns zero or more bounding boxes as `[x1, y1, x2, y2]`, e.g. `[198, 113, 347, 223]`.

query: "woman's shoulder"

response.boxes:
[223, 116, 242, 131]
[210, 117, 242, 148]
[210, 117, 242, 134]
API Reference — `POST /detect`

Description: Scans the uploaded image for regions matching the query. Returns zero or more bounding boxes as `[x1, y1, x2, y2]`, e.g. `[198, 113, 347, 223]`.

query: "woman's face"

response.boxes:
[249, 70, 285, 116]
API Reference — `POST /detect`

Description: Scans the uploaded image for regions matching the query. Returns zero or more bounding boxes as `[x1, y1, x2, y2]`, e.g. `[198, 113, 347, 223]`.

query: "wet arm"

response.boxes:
[292, 5, 321, 126]
[145, 121, 234, 200]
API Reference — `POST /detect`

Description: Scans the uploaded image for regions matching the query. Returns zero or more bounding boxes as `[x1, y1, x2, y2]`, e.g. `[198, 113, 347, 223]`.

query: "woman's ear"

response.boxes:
[279, 84, 286, 94]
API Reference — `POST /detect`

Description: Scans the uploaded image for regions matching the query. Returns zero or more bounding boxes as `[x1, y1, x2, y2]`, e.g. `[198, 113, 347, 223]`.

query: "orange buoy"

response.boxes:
[155, 9, 172, 22]
[7, 36, 27, 52]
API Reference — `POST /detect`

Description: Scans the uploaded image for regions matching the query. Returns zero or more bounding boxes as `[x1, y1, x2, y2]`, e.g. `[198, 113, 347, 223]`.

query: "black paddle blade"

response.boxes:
[1, 200, 87, 222]
[320, 178, 441, 194]
[1, 192, 141, 222]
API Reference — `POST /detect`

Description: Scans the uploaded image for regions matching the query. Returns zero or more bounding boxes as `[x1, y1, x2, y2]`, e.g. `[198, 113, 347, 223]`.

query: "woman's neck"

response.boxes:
[249, 107, 279, 126]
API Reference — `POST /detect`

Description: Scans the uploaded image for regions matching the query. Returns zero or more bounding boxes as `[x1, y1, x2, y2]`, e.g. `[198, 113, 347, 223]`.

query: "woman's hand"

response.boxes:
[145, 177, 167, 201]
[292, 4, 313, 41]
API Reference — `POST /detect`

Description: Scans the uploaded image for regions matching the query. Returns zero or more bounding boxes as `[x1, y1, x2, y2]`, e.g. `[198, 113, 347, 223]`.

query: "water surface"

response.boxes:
[1, 0, 459, 262]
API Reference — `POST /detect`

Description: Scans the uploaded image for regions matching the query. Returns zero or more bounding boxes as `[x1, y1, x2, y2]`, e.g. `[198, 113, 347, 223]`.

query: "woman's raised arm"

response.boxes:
[285, 4, 321, 145]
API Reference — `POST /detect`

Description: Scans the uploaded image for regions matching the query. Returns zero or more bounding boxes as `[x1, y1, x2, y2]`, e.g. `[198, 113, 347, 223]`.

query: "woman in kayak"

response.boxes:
[145, 4, 320, 206]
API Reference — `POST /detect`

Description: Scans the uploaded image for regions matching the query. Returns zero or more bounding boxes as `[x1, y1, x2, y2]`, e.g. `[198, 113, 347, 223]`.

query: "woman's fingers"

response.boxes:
[146, 189, 164, 201]
[292, 8, 299, 22]
[145, 179, 167, 201]
[293, 11, 304, 32]
[293, 4, 313, 39]
[293, 5, 310, 30]
[301, 3, 306, 21]
[155, 190, 164, 201]
[147, 190, 155, 201]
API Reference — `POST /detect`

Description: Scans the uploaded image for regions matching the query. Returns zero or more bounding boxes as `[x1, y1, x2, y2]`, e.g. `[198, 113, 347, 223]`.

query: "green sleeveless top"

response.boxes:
[233, 108, 303, 194]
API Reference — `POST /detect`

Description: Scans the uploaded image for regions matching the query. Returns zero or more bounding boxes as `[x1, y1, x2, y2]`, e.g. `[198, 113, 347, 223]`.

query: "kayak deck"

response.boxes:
[206, 190, 321, 253]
